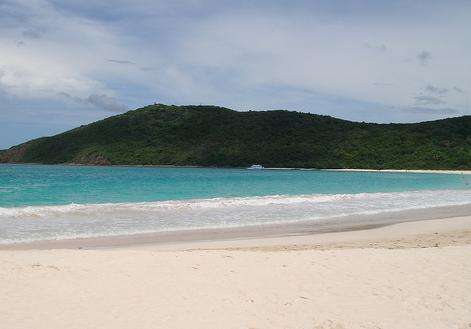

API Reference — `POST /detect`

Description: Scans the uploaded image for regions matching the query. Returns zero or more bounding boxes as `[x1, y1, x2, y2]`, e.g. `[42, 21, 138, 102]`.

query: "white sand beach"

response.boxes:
[1, 214, 471, 329]
[1, 0, 470, 327]
[322, 168, 471, 175]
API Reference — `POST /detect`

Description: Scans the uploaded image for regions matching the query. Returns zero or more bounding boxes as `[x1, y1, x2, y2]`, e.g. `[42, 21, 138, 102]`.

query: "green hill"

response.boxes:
[1, 104, 470, 169]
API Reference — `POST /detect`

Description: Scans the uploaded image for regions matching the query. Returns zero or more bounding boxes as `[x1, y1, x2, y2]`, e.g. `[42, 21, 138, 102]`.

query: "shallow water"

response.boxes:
[1, 164, 470, 244]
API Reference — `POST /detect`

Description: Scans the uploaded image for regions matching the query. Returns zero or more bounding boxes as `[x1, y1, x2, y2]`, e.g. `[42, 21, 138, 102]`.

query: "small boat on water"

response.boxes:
[247, 164, 264, 170]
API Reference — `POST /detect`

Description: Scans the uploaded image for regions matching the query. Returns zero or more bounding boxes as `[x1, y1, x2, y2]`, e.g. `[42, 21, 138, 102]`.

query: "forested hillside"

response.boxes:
[1, 104, 470, 169]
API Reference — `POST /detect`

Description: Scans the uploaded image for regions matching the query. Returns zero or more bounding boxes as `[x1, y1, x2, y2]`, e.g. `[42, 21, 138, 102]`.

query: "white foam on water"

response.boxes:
[1, 189, 471, 244]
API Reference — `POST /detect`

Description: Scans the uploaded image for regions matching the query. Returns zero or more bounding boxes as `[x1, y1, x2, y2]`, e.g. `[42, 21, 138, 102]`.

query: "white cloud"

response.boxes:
[0, 0, 130, 103]
[0, 0, 470, 125]
[175, 8, 470, 116]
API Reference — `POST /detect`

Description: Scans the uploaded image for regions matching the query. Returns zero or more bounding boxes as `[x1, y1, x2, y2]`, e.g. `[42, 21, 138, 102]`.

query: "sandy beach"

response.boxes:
[323, 168, 471, 175]
[2, 210, 471, 329]
[1, 0, 470, 327]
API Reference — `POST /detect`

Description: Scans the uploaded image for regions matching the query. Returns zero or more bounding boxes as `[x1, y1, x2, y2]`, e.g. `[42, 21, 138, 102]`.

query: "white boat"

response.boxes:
[247, 164, 264, 170]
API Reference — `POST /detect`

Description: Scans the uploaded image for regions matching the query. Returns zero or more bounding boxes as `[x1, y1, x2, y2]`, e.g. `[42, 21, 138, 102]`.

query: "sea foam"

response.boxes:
[1, 189, 471, 244]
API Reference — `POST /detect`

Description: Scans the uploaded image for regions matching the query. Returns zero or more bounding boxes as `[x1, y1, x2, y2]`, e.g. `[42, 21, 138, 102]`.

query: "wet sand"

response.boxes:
[1, 206, 471, 328]
[3, 203, 471, 250]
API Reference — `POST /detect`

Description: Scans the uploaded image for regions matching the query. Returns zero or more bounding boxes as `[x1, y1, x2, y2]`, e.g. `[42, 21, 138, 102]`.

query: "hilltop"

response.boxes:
[1, 104, 470, 169]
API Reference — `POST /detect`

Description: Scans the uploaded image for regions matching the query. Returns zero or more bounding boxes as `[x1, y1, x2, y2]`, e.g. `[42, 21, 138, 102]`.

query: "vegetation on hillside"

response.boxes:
[1, 104, 470, 169]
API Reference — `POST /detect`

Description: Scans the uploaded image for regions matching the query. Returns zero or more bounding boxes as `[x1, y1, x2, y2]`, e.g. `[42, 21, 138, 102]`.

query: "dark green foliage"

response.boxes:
[1, 104, 470, 169]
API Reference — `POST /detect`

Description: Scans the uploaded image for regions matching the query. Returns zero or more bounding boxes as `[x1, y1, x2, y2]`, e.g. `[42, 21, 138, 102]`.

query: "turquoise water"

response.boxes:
[1, 164, 470, 244]
[0, 164, 469, 207]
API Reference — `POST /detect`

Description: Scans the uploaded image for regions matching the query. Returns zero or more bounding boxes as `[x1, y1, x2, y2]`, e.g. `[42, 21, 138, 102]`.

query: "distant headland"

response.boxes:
[1, 104, 470, 169]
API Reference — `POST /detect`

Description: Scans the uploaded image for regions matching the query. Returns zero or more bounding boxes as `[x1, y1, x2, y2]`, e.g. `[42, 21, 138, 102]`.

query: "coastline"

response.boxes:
[2, 162, 471, 174]
[2, 165, 471, 328]
[322, 168, 471, 175]
[2, 207, 471, 328]
[3, 203, 471, 250]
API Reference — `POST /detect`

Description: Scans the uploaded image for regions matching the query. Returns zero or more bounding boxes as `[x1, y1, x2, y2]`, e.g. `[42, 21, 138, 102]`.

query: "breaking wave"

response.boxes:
[1, 189, 471, 244]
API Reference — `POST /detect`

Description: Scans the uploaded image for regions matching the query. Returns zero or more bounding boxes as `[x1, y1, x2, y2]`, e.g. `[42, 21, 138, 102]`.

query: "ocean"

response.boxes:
[1, 164, 470, 244]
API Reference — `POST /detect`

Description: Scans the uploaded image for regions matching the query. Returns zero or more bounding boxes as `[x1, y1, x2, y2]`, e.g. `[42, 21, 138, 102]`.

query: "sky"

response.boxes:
[0, 0, 470, 148]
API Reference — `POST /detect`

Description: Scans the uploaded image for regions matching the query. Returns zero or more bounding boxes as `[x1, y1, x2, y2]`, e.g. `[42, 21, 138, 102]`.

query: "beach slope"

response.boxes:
[1, 216, 471, 329]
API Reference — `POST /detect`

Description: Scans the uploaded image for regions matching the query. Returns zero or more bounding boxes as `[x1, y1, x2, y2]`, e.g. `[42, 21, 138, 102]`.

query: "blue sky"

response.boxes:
[1, 0, 470, 148]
